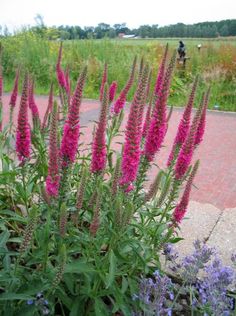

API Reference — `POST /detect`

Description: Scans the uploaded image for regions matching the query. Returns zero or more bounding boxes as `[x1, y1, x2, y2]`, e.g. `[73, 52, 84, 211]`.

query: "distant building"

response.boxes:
[118, 33, 136, 39]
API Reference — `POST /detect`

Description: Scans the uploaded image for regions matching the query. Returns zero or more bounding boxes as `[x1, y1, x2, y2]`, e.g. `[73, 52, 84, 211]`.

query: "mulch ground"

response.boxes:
[2, 94, 236, 210]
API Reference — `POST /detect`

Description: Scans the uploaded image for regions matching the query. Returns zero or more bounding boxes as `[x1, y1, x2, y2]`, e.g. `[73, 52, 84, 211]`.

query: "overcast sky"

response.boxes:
[1, 0, 235, 31]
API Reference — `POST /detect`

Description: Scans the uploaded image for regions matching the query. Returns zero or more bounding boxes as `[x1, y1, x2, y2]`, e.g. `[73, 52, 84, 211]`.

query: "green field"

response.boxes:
[1, 33, 236, 111]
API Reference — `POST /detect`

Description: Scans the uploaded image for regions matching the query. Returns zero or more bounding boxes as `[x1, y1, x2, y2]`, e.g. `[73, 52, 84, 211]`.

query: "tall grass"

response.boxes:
[1, 32, 236, 111]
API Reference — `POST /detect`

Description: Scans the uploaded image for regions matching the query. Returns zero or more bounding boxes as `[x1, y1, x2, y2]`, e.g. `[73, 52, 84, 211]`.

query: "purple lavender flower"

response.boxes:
[134, 270, 174, 315]
[197, 258, 234, 315]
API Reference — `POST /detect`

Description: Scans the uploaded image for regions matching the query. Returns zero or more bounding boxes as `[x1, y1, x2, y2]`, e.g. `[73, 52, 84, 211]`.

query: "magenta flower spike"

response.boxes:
[56, 42, 67, 91]
[167, 77, 199, 167]
[109, 81, 117, 103]
[42, 83, 54, 130]
[112, 56, 137, 115]
[91, 83, 109, 173]
[28, 80, 41, 127]
[0, 65, 2, 132]
[195, 88, 210, 146]
[142, 95, 153, 138]
[120, 65, 149, 188]
[174, 94, 205, 180]
[154, 43, 168, 98]
[144, 52, 176, 162]
[99, 63, 108, 102]
[0, 65, 3, 102]
[46, 101, 60, 197]
[16, 75, 31, 162]
[60, 66, 87, 167]
[9, 68, 20, 109]
[173, 161, 199, 224]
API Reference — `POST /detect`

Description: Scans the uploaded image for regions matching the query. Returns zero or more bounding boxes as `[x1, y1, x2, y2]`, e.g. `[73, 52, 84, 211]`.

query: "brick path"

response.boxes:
[2, 95, 236, 210]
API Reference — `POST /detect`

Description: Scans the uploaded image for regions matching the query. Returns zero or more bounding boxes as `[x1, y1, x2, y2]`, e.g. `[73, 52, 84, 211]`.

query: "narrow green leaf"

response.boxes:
[0, 293, 33, 301]
[106, 250, 116, 289]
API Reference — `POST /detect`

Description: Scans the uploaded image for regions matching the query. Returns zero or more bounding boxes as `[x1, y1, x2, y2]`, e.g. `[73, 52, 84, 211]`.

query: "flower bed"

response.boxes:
[0, 43, 232, 315]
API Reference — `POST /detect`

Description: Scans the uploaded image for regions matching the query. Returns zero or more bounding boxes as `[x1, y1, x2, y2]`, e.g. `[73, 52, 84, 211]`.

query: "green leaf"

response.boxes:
[94, 298, 109, 316]
[106, 250, 116, 289]
[0, 293, 33, 301]
[65, 261, 96, 274]
[0, 231, 10, 247]
[169, 237, 184, 243]
[121, 276, 128, 294]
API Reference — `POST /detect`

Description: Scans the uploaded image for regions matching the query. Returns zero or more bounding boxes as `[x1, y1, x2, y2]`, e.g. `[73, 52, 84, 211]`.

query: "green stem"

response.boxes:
[21, 165, 29, 215]
[43, 211, 51, 272]
[159, 179, 180, 223]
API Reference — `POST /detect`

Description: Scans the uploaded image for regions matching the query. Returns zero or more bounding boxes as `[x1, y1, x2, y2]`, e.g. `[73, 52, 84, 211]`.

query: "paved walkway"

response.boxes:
[2, 94, 236, 266]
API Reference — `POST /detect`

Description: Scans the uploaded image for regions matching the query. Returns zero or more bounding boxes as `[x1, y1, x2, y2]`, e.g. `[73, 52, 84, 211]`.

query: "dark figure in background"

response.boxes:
[178, 41, 186, 59]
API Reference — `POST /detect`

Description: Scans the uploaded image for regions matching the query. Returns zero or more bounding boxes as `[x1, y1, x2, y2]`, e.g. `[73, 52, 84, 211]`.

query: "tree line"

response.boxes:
[1, 19, 236, 39]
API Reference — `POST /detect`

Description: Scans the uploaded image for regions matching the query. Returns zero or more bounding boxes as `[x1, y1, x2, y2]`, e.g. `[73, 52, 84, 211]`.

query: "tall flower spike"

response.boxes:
[56, 42, 67, 92]
[195, 87, 210, 146]
[153, 43, 169, 99]
[42, 83, 53, 130]
[16, 74, 31, 162]
[111, 156, 121, 196]
[9, 68, 20, 109]
[138, 56, 144, 82]
[173, 160, 199, 224]
[112, 56, 137, 115]
[167, 77, 199, 167]
[145, 171, 163, 202]
[142, 94, 153, 138]
[174, 93, 205, 180]
[99, 63, 108, 102]
[90, 195, 101, 237]
[91, 83, 109, 173]
[120, 64, 149, 188]
[137, 65, 150, 134]
[0, 65, 3, 102]
[0, 65, 3, 132]
[28, 79, 41, 129]
[144, 51, 176, 162]
[109, 81, 117, 103]
[145, 68, 153, 100]
[46, 101, 60, 197]
[60, 66, 87, 167]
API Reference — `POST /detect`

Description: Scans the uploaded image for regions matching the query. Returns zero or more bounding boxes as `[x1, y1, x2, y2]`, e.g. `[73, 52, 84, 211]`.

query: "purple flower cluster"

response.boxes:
[197, 258, 234, 315]
[162, 241, 235, 315]
[134, 270, 173, 315]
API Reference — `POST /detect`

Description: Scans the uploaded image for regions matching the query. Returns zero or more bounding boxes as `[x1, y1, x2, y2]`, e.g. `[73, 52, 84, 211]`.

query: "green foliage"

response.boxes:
[0, 51, 207, 314]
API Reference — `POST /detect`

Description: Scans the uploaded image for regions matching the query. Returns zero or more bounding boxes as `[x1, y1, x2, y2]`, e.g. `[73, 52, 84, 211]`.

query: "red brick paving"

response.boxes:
[2, 94, 236, 210]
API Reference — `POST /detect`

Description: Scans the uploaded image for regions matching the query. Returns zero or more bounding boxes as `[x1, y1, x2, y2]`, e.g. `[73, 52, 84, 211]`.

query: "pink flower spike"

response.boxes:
[0, 65, 3, 101]
[144, 51, 176, 162]
[16, 75, 31, 161]
[195, 88, 210, 146]
[167, 77, 198, 167]
[9, 68, 20, 108]
[56, 42, 67, 91]
[142, 95, 153, 138]
[91, 83, 109, 173]
[175, 93, 204, 180]
[173, 161, 199, 224]
[112, 56, 137, 115]
[28, 80, 41, 129]
[109, 81, 117, 103]
[60, 66, 87, 167]
[46, 101, 60, 197]
[154, 43, 168, 97]
[120, 65, 149, 187]
[42, 83, 54, 130]
[99, 63, 108, 102]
